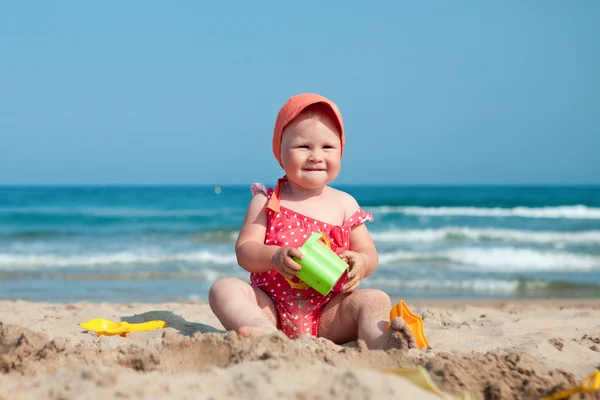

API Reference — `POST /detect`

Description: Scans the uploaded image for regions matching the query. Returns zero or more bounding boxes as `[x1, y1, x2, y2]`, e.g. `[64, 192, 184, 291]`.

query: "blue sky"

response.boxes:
[1, 2, 598, 185]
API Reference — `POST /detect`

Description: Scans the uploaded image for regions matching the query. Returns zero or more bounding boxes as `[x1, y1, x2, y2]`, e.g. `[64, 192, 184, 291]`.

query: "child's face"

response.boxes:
[280, 112, 341, 189]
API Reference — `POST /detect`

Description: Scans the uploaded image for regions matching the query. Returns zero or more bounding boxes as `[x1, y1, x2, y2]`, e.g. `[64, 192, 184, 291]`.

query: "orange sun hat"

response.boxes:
[267, 93, 345, 212]
[272, 93, 345, 167]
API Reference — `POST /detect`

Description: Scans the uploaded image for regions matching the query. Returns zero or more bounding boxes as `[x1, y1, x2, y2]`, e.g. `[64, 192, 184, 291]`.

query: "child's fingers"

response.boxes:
[279, 267, 295, 280]
[339, 251, 354, 263]
[343, 271, 359, 288]
[277, 266, 294, 280]
[288, 248, 303, 260]
[347, 264, 358, 279]
[282, 261, 301, 277]
[343, 278, 360, 293]
[284, 257, 302, 272]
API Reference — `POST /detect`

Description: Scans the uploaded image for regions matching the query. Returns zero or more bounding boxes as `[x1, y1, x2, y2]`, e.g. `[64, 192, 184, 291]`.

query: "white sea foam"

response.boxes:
[363, 277, 527, 293]
[371, 227, 600, 244]
[0, 250, 237, 269]
[369, 205, 600, 219]
[378, 247, 600, 271]
[0, 206, 240, 217]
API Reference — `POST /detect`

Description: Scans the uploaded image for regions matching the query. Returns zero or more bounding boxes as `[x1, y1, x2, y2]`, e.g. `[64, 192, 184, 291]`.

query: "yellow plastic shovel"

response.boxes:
[80, 318, 167, 336]
[385, 366, 468, 399]
[541, 371, 600, 400]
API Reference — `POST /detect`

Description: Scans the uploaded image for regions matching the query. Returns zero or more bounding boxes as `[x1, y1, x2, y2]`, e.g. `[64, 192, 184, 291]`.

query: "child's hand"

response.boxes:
[270, 247, 303, 280]
[339, 251, 367, 293]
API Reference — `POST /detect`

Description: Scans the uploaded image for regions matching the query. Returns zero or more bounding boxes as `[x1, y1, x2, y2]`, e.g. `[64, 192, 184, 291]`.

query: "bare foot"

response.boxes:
[383, 317, 418, 350]
[237, 326, 278, 338]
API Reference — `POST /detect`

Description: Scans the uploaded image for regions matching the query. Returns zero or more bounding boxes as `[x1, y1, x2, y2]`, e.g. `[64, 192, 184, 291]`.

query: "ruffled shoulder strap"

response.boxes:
[264, 176, 287, 213]
[250, 182, 272, 197]
[342, 208, 374, 229]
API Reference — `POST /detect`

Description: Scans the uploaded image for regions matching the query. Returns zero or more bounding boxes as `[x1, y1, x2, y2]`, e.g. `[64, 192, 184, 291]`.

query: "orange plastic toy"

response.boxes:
[387, 301, 429, 349]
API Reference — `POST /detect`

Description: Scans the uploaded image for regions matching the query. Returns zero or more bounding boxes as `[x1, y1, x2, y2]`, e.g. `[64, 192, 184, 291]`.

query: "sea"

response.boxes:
[1, 185, 599, 303]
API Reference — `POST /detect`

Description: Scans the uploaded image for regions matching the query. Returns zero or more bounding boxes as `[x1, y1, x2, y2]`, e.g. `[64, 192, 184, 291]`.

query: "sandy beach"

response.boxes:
[0, 299, 598, 399]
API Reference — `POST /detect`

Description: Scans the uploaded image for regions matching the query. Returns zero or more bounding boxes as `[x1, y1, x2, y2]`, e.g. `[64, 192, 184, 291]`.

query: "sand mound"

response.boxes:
[1, 321, 590, 399]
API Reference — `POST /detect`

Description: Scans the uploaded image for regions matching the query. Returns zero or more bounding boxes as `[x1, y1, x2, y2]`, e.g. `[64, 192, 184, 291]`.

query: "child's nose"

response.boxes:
[308, 151, 324, 162]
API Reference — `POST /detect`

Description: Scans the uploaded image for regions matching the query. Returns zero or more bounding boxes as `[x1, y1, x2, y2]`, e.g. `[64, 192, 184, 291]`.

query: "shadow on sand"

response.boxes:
[121, 310, 224, 336]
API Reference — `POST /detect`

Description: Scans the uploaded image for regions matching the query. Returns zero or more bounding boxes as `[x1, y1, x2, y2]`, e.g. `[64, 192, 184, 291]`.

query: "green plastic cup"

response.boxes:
[292, 232, 349, 296]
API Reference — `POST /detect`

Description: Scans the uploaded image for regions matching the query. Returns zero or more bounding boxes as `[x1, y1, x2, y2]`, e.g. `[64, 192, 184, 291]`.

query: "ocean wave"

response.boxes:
[0, 226, 238, 241]
[189, 230, 239, 243]
[7, 246, 582, 272]
[371, 227, 600, 245]
[378, 247, 600, 271]
[0, 268, 246, 282]
[3, 230, 79, 239]
[0, 206, 243, 218]
[0, 250, 237, 269]
[362, 277, 600, 295]
[368, 205, 600, 219]
[364, 278, 524, 293]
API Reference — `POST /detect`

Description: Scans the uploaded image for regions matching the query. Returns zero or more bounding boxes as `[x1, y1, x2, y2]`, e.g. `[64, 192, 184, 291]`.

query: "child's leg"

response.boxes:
[209, 277, 278, 336]
[318, 289, 416, 350]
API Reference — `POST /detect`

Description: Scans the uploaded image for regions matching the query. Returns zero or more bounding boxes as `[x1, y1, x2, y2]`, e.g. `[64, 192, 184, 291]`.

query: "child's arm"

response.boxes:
[235, 194, 277, 272]
[235, 194, 303, 275]
[338, 194, 379, 293]
[346, 223, 379, 277]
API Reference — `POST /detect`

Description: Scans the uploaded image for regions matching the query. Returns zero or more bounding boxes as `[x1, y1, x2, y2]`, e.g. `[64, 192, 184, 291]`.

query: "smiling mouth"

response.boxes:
[303, 168, 325, 171]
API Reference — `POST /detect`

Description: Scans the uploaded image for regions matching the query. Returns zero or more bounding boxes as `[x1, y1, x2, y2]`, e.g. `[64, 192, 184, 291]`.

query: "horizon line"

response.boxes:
[1, 183, 599, 188]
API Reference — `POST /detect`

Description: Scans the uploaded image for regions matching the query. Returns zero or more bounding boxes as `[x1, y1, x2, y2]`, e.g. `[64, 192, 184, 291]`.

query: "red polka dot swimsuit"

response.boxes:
[249, 183, 373, 339]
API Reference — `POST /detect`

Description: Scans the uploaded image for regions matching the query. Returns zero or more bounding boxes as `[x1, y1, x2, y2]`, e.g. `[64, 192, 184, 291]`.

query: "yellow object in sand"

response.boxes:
[80, 318, 167, 336]
[541, 370, 600, 400]
[384, 366, 468, 400]
[388, 300, 430, 349]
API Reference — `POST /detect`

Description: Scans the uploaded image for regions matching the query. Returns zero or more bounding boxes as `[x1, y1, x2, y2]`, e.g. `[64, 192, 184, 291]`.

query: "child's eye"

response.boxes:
[297, 145, 309, 149]
[323, 145, 334, 149]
